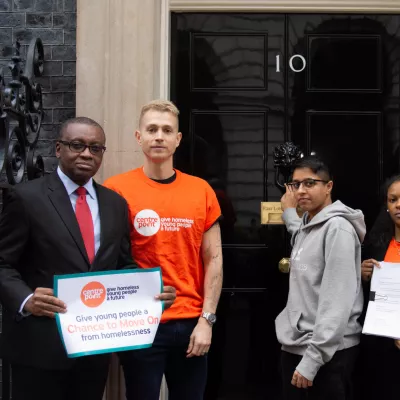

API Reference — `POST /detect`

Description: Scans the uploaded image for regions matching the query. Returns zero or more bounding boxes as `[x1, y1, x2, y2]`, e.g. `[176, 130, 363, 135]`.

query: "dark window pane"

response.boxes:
[308, 35, 381, 91]
[192, 34, 267, 89]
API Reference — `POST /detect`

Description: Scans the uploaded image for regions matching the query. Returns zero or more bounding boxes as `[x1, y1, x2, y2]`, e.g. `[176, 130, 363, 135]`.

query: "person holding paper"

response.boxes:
[277, 156, 365, 400]
[359, 175, 400, 400]
[0, 117, 176, 400]
[104, 99, 223, 400]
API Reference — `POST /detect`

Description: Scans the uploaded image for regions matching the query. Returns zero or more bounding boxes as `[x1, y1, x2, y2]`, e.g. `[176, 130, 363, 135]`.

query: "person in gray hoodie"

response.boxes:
[276, 156, 365, 400]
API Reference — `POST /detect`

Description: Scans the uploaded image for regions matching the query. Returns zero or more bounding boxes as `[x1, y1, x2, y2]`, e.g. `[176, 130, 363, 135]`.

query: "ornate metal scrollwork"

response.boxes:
[0, 38, 45, 400]
[0, 38, 45, 185]
[273, 141, 303, 193]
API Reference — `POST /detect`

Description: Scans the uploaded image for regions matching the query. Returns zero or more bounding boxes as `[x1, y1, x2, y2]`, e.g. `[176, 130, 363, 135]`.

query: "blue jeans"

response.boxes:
[119, 318, 208, 400]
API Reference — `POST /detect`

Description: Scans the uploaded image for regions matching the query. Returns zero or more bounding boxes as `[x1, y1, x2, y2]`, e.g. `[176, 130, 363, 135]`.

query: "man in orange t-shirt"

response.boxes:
[103, 100, 223, 400]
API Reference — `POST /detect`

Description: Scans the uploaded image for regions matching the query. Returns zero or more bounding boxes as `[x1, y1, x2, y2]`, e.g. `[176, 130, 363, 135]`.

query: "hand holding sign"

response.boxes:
[25, 287, 67, 318]
[155, 285, 176, 309]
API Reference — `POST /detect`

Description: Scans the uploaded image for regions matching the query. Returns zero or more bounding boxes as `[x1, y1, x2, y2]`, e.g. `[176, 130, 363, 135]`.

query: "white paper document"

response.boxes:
[362, 262, 400, 339]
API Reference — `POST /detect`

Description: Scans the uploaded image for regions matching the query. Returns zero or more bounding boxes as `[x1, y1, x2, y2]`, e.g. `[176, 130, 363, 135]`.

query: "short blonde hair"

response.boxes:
[139, 99, 180, 127]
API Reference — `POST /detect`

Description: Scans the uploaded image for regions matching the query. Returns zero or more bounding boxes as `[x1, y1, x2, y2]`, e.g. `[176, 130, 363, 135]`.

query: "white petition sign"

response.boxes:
[54, 268, 163, 358]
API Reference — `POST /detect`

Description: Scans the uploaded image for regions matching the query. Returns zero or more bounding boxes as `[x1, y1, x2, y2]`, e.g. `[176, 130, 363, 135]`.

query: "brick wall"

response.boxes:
[0, 0, 76, 175]
[0, 1, 76, 398]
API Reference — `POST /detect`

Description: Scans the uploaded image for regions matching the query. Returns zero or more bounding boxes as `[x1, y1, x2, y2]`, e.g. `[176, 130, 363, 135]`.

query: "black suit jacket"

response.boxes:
[0, 171, 137, 369]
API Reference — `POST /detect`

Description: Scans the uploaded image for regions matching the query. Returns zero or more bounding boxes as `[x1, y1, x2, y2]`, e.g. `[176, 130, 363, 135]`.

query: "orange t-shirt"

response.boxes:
[384, 238, 400, 262]
[103, 168, 221, 322]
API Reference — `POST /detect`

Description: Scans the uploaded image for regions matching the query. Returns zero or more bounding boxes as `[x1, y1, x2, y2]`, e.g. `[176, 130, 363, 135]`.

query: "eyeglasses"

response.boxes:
[58, 140, 106, 155]
[287, 179, 329, 190]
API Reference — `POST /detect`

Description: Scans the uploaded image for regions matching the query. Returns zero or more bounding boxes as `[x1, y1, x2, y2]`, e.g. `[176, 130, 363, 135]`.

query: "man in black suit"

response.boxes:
[0, 117, 176, 400]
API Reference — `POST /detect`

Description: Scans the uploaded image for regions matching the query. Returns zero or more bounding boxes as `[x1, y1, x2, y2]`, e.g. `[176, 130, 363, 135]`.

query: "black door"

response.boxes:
[171, 13, 400, 400]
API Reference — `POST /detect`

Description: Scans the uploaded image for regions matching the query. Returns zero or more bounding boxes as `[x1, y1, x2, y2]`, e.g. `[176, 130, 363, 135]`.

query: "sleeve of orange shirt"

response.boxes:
[204, 183, 222, 231]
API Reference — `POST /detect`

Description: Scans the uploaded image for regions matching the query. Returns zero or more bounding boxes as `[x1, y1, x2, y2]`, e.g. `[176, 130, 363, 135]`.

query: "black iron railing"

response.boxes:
[0, 38, 45, 185]
[0, 37, 45, 400]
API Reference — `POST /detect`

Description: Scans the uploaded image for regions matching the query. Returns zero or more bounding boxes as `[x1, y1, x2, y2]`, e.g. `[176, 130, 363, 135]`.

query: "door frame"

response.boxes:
[161, 0, 400, 98]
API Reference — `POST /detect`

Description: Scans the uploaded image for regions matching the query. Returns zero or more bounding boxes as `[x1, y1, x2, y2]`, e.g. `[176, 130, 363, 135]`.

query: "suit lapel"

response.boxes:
[47, 172, 90, 267]
[92, 183, 113, 268]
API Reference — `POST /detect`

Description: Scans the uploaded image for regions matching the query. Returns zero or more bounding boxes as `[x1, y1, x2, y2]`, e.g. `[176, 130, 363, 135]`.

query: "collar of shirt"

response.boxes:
[57, 166, 96, 200]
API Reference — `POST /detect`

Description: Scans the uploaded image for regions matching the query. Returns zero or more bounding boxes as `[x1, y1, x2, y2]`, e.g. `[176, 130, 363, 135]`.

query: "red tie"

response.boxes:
[75, 187, 95, 264]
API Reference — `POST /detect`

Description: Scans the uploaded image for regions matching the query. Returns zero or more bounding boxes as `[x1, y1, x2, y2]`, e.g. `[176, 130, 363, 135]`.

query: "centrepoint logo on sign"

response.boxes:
[134, 209, 160, 236]
[80, 281, 106, 308]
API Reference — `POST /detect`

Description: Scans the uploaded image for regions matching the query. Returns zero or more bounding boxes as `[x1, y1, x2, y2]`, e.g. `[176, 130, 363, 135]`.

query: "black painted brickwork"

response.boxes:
[0, 0, 77, 176]
[0, 1, 76, 398]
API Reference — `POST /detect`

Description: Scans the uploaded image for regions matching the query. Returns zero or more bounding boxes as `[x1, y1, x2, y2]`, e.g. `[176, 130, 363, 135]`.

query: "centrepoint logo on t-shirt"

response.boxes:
[134, 209, 161, 236]
[80, 281, 106, 308]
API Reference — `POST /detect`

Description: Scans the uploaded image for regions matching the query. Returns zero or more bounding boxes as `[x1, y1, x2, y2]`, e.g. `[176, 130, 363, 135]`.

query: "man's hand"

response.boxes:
[291, 370, 313, 389]
[186, 318, 212, 358]
[361, 259, 380, 282]
[281, 184, 297, 211]
[395, 339, 400, 350]
[24, 287, 67, 318]
[155, 285, 176, 309]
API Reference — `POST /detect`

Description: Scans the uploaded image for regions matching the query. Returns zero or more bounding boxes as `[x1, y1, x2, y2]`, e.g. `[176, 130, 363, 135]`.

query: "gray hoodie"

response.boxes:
[275, 200, 366, 381]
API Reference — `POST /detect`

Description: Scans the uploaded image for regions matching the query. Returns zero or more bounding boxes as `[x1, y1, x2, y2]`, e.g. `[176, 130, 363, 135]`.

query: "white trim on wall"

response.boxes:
[170, 0, 400, 12]
[159, 0, 171, 99]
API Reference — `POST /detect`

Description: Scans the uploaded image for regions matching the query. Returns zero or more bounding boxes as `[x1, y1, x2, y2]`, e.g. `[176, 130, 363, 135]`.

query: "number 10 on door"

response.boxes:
[276, 55, 306, 72]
